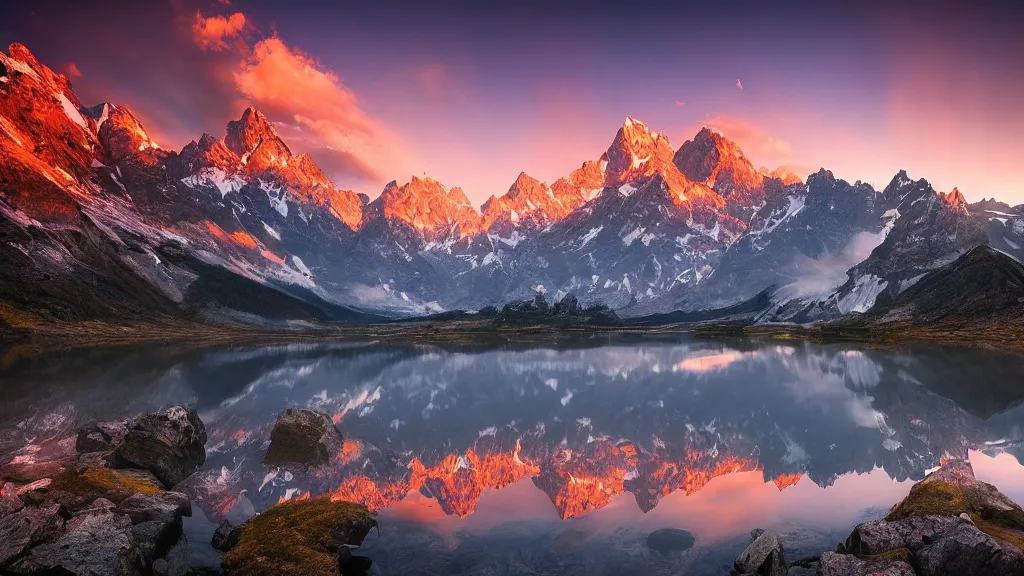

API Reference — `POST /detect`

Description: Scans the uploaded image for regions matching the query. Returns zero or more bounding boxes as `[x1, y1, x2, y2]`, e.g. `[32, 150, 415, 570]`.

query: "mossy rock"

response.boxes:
[263, 409, 342, 468]
[885, 461, 1024, 551]
[221, 496, 377, 576]
[41, 466, 163, 510]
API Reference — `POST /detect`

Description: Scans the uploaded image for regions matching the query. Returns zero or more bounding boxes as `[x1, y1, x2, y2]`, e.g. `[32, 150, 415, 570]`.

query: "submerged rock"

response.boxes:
[645, 528, 696, 552]
[263, 409, 343, 469]
[113, 406, 208, 488]
[734, 529, 787, 576]
[221, 496, 376, 575]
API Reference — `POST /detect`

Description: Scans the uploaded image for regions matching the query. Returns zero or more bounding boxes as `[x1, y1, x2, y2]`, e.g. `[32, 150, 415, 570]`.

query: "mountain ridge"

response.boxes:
[0, 42, 1016, 329]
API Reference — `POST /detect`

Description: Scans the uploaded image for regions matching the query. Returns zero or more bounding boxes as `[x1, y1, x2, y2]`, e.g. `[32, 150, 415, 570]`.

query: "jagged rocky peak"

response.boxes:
[85, 103, 160, 162]
[371, 175, 481, 238]
[480, 171, 575, 232]
[224, 106, 285, 158]
[603, 116, 677, 185]
[551, 160, 606, 206]
[674, 127, 763, 197]
[176, 132, 241, 174]
[941, 187, 969, 211]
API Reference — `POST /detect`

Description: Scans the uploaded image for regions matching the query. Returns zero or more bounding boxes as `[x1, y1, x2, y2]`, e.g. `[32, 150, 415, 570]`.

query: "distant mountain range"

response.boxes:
[1, 42, 1022, 329]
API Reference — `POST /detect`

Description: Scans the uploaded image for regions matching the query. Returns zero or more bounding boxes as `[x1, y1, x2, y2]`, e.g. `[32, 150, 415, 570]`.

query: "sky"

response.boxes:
[4, 0, 1024, 205]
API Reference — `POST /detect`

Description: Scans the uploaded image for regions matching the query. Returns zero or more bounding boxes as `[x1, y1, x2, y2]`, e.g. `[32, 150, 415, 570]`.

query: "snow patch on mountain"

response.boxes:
[621, 226, 645, 246]
[837, 275, 888, 314]
[57, 93, 88, 131]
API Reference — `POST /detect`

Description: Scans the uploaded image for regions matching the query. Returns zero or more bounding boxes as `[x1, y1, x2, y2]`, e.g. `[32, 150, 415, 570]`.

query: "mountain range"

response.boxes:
[1, 43, 1022, 330]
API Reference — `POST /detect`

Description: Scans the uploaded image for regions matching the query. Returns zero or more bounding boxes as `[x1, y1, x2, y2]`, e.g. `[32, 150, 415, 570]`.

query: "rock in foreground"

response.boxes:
[263, 409, 343, 469]
[113, 406, 208, 488]
[221, 496, 377, 575]
[0, 407, 202, 575]
[735, 460, 1024, 575]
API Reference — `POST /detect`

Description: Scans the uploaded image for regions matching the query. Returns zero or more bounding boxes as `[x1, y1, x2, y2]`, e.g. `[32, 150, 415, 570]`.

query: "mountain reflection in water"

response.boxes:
[2, 337, 1024, 575]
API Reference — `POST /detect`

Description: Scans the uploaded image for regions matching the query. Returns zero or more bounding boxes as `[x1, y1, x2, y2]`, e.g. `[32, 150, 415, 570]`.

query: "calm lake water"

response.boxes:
[2, 335, 1024, 575]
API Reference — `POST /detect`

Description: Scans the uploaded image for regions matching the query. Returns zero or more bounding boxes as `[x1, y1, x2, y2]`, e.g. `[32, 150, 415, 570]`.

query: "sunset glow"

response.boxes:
[6, 1, 1022, 205]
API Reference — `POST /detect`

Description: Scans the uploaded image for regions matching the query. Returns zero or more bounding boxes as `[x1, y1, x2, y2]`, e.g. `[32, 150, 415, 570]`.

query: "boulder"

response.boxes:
[152, 534, 188, 576]
[0, 502, 64, 568]
[221, 496, 376, 575]
[818, 551, 915, 576]
[113, 406, 207, 488]
[645, 528, 696, 552]
[263, 409, 343, 469]
[914, 519, 1024, 575]
[76, 419, 129, 455]
[734, 529, 787, 576]
[845, 515, 962, 556]
[8, 509, 144, 575]
[212, 519, 244, 552]
[116, 492, 192, 566]
[835, 460, 1024, 576]
[1, 482, 25, 518]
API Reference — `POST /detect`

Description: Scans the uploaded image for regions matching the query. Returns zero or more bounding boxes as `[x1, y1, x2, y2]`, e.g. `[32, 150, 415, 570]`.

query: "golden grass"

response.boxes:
[221, 497, 375, 576]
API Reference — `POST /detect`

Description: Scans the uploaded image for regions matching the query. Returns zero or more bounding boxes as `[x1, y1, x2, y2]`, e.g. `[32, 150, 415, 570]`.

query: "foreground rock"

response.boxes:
[0, 406, 203, 575]
[734, 528, 787, 576]
[220, 496, 377, 575]
[734, 460, 1024, 575]
[112, 406, 208, 488]
[841, 459, 1024, 575]
[263, 409, 344, 469]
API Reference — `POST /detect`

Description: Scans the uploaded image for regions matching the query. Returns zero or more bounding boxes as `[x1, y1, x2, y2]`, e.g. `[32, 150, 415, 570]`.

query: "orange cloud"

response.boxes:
[233, 36, 413, 183]
[193, 11, 247, 52]
[63, 63, 82, 78]
[412, 65, 448, 99]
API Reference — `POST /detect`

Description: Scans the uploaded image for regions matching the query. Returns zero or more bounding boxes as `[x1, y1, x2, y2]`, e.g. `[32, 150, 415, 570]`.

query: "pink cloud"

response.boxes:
[687, 115, 809, 175]
[63, 62, 82, 78]
[736, 79, 744, 90]
[675, 100, 686, 106]
[232, 36, 414, 184]
[192, 11, 247, 52]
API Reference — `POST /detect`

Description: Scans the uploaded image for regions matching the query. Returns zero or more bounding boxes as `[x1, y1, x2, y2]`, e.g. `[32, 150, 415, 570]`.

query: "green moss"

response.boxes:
[222, 496, 376, 576]
[886, 478, 1024, 550]
[46, 466, 163, 505]
[885, 479, 966, 520]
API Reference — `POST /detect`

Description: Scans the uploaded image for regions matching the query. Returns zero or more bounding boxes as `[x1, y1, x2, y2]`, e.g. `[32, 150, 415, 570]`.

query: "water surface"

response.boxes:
[2, 336, 1024, 575]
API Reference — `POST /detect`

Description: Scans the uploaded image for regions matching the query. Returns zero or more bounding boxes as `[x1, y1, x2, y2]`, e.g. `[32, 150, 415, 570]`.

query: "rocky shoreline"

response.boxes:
[2, 405, 1023, 575]
[0, 406, 378, 575]
[732, 460, 1024, 575]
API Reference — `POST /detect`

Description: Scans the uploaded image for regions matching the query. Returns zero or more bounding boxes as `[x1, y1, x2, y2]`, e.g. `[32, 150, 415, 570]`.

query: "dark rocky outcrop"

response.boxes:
[113, 406, 208, 488]
[263, 408, 344, 469]
[212, 520, 244, 552]
[0, 407, 202, 575]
